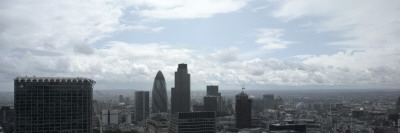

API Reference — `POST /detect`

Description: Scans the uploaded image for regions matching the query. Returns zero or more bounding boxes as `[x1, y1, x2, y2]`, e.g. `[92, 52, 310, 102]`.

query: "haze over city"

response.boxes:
[1, 0, 399, 91]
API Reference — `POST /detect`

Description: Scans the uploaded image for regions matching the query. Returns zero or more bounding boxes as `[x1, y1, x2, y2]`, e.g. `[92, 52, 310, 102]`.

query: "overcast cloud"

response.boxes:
[0, 0, 399, 91]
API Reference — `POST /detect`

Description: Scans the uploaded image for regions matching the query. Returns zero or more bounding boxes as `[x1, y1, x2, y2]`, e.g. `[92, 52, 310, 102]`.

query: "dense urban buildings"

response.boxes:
[235, 90, 252, 129]
[171, 64, 191, 114]
[4, 64, 400, 133]
[135, 91, 149, 122]
[168, 111, 216, 133]
[14, 77, 95, 133]
[0, 106, 14, 133]
[152, 71, 168, 113]
[101, 109, 119, 124]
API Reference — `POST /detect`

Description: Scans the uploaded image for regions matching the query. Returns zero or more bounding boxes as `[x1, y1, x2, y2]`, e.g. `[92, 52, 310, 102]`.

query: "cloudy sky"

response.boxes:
[1, 0, 399, 91]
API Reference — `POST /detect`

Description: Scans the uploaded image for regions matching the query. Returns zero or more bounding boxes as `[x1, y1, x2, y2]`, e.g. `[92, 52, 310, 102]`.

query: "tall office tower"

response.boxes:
[171, 64, 190, 114]
[152, 71, 168, 113]
[235, 91, 252, 129]
[101, 109, 119, 124]
[207, 85, 221, 96]
[135, 91, 149, 122]
[168, 111, 216, 133]
[119, 95, 124, 103]
[14, 77, 95, 133]
[263, 94, 275, 110]
[204, 96, 218, 112]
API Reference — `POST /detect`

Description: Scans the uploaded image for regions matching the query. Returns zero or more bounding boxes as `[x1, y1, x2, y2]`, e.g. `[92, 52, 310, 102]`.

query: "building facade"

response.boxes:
[135, 91, 149, 122]
[171, 64, 191, 114]
[152, 71, 168, 113]
[235, 91, 252, 129]
[263, 94, 275, 110]
[0, 106, 15, 133]
[168, 111, 216, 133]
[204, 96, 218, 112]
[206, 85, 221, 96]
[101, 109, 119, 124]
[14, 77, 95, 133]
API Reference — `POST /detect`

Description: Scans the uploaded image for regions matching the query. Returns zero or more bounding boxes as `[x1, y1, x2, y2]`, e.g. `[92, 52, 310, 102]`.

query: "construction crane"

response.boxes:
[366, 107, 375, 129]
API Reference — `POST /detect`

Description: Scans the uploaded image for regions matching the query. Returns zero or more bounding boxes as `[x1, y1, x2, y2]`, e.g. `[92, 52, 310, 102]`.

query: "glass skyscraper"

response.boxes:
[152, 71, 168, 113]
[135, 91, 149, 122]
[171, 64, 191, 114]
[14, 77, 95, 133]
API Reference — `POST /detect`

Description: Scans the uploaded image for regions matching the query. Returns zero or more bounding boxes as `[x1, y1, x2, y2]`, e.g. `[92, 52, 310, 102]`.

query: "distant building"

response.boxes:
[269, 124, 306, 132]
[274, 96, 284, 110]
[102, 109, 119, 124]
[235, 91, 252, 129]
[14, 77, 94, 133]
[169, 111, 216, 133]
[152, 71, 168, 113]
[125, 97, 130, 105]
[135, 91, 149, 122]
[119, 95, 124, 103]
[263, 94, 274, 110]
[207, 85, 221, 96]
[0, 106, 14, 133]
[147, 113, 169, 133]
[204, 96, 218, 112]
[396, 96, 400, 113]
[171, 64, 191, 114]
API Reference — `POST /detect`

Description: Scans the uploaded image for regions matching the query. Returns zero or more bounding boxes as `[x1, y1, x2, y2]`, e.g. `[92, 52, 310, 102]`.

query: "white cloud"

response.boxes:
[255, 28, 291, 50]
[269, 0, 400, 87]
[131, 0, 249, 19]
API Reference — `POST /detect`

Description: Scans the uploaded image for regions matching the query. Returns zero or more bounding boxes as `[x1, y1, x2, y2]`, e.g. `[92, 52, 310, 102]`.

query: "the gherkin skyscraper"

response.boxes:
[152, 71, 168, 113]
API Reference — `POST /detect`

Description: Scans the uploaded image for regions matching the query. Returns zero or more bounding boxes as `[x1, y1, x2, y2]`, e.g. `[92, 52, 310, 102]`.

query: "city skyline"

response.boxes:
[0, 0, 400, 91]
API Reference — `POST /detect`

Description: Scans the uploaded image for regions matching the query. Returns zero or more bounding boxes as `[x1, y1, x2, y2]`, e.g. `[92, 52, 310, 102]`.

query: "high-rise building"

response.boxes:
[168, 111, 216, 133]
[207, 85, 221, 96]
[152, 71, 168, 113]
[204, 96, 218, 112]
[235, 91, 252, 129]
[102, 109, 119, 124]
[135, 91, 149, 122]
[14, 77, 94, 133]
[263, 94, 275, 110]
[171, 64, 191, 114]
[119, 95, 124, 103]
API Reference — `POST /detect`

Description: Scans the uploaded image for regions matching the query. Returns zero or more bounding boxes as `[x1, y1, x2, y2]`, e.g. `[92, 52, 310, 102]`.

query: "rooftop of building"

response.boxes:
[14, 76, 95, 83]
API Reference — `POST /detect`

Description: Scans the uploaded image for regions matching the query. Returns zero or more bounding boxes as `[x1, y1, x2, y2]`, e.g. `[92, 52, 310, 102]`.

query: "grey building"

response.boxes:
[235, 91, 252, 129]
[206, 85, 221, 96]
[168, 111, 216, 133]
[119, 95, 124, 103]
[171, 64, 191, 114]
[14, 77, 95, 133]
[0, 106, 14, 133]
[263, 94, 275, 110]
[135, 91, 149, 122]
[204, 96, 218, 112]
[152, 71, 168, 113]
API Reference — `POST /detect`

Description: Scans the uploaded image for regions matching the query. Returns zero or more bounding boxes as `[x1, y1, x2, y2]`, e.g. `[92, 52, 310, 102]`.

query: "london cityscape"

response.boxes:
[1, 0, 400, 133]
